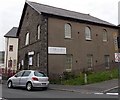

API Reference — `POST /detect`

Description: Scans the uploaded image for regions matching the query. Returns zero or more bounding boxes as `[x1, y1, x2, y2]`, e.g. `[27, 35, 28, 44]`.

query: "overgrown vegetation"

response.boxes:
[50, 68, 118, 85]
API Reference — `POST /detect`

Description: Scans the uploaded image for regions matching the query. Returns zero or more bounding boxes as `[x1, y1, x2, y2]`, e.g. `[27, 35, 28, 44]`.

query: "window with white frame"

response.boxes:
[36, 53, 40, 67]
[103, 29, 108, 42]
[87, 54, 93, 69]
[9, 45, 13, 51]
[104, 55, 110, 67]
[65, 54, 73, 71]
[37, 25, 41, 40]
[85, 26, 92, 40]
[64, 23, 72, 38]
[25, 32, 29, 45]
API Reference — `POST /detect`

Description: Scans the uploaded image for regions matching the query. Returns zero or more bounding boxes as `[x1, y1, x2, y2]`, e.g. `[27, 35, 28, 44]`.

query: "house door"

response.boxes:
[24, 54, 29, 70]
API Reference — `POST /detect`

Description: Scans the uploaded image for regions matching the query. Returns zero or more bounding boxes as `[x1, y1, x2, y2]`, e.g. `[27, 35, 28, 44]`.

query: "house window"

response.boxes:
[65, 54, 73, 71]
[103, 29, 108, 42]
[87, 54, 93, 69]
[85, 26, 92, 40]
[64, 23, 72, 38]
[37, 25, 41, 40]
[104, 55, 110, 68]
[36, 53, 40, 67]
[25, 32, 29, 45]
[9, 45, 13, 51]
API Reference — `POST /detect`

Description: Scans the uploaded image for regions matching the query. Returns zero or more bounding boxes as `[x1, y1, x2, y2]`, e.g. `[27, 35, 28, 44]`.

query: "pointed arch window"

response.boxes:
[103, 29, 108, 42]
[64, 23, 72, 38]
[37, 25, 41, 40]
[25, 32, 29, 45]
[85, 26, 92, 40]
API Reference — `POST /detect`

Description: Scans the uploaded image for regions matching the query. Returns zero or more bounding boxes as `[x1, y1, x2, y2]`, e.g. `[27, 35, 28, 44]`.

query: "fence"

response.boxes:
[0, 68, 16, 79]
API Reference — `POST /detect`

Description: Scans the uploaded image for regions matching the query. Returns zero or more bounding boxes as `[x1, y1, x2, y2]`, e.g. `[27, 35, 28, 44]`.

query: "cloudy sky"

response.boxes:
[0, 0, 119, 51]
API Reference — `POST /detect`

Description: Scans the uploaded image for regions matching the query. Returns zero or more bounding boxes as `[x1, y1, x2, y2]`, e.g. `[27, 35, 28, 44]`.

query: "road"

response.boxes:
[1, 84, 118, 99]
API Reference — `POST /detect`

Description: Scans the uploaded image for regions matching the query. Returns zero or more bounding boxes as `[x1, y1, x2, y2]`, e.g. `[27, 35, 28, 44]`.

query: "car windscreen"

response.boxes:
[34, 71, 47, 77]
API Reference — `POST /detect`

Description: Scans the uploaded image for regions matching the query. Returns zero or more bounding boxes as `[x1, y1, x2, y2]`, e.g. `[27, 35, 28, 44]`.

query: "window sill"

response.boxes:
[103, 40, 108, 42]
[65, 69, 72, 72]
[86, 39, 92, 41]
[64, 38, 73, 40]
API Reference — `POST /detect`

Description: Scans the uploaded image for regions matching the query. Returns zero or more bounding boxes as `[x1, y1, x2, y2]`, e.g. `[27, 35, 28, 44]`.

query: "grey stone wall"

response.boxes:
[18, 4, 48, 74]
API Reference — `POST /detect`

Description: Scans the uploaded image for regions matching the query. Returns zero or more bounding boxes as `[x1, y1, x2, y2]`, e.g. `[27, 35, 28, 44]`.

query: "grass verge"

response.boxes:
[51, 68, 118, 85]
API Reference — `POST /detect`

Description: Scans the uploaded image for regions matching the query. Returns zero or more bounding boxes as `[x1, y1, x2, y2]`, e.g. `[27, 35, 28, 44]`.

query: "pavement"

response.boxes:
[2, 79, 118, 94]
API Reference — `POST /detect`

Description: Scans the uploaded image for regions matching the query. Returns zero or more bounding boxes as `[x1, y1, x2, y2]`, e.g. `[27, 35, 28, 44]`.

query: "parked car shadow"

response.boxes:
[8, 86, 48, 91]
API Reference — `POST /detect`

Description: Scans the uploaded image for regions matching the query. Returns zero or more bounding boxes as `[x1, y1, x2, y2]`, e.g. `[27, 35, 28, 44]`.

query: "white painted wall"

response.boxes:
[119, 2, 120, 25]
[4, 37, 18, 71]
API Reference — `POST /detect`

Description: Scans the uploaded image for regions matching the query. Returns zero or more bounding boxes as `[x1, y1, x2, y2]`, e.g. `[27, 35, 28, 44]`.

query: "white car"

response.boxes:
[0, 75, 1, 80]
[7, 70, 49, 91]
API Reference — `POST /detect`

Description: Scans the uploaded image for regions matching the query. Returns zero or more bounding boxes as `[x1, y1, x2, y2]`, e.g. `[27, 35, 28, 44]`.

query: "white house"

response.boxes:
[4, 27, 18, 72]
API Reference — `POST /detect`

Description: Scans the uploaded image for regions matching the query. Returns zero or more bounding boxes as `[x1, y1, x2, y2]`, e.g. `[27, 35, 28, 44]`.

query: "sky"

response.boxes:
[0, 0, 120, 51]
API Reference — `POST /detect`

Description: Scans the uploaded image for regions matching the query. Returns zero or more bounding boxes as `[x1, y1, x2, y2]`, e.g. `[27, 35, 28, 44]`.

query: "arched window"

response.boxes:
[103, 29, 108, 42]
[85, 26, 92, 40]
[37, 25, 41, 40]
[25, 32, 29, 45]
[64, 23, 72, 38]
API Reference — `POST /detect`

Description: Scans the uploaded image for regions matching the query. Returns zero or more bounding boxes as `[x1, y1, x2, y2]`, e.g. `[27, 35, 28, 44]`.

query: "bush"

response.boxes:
[63, 71, 76, 80]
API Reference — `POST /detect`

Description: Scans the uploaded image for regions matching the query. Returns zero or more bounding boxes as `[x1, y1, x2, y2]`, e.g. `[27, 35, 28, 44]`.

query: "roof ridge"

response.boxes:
[26, 1, 117, 27]
[27, 1, 89, 16]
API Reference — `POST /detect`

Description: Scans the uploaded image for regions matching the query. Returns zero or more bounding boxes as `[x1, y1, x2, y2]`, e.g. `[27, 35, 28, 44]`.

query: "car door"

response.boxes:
[12, 71, 24, 86]
[19, 71, 31, 87]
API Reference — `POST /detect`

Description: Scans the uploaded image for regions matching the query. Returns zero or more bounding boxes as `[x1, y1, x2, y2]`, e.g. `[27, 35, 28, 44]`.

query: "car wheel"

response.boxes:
[26, 82, 33, 91]
[7, 81, 13, 88]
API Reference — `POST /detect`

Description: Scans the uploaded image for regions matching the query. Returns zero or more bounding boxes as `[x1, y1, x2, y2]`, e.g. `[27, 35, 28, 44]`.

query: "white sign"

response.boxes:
[21, 60, 24, 66]
[115, 53, 120, 62]
[29, 57, 33, 65]
[28, 51, 34, 55]
[48, 47, 66, 54]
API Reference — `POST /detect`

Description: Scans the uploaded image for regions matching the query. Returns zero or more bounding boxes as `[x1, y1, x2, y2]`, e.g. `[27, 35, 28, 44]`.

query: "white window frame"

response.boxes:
[103, 29, 108, 42]
[25, 32, 29, 45]
[64, 23, 72, 38]
[65, 54, 73, 72]
[85, 27, 92, 40]
[9, 45, 13, 51]
[37, 25, 41, 40]
[87, 54, 93, 69]
[104, 55, 110, 67]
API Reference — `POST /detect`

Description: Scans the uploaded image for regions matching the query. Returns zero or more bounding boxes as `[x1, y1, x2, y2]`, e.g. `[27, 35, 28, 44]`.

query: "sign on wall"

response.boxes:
[28, 51, 34, 56]
[48, 47, 66, 54]
[29, 57, 33, 65]
[115, 53, 120, 62]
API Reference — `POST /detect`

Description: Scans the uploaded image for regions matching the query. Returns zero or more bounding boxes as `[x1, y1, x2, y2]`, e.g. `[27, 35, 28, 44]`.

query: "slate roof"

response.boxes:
[4, 27, 18, 38]
[27, 1, 116, 27]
